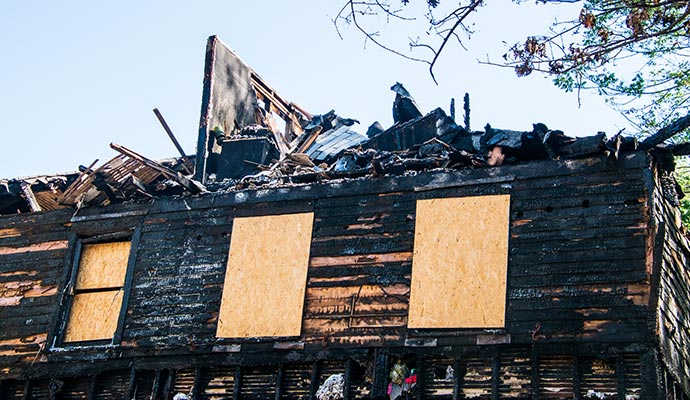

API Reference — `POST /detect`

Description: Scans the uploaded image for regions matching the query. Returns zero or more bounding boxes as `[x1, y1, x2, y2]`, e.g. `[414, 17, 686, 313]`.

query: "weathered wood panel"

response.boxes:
[75, 241, 130, 290]
[408, 195, 510, 329]
[64, 291, 124, 343]
[217, 212, 313, 338]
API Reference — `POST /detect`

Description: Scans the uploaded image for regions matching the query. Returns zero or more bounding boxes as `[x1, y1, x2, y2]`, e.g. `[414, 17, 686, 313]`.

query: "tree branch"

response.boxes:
[640, 111, 690, 149]
[428, 0, 484, 84]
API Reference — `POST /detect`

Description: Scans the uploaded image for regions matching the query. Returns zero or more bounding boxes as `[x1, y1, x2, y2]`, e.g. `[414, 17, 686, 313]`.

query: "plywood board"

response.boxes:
[216, 212, 314, 338]
[408, 195, 510, 328]
[75, 241, 130, 290]
[64, 290, 124, 342]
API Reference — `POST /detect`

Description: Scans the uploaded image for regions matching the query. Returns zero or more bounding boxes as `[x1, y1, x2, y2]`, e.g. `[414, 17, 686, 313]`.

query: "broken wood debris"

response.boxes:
[152, 108, 194, 175]
[3, 35, 689, 219]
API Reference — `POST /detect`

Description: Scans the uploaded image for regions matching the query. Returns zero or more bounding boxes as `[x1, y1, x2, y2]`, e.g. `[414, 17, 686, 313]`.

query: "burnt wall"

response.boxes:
[0, 208, 72, 373]
[0, 152, 658, 397]
[654, 166, 690, 397]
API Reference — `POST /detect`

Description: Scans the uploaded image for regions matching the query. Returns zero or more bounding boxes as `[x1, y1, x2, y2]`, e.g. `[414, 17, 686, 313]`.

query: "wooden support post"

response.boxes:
[22, 380, 31, 400]
[531, 348, 540, 400]
[371, 350, 390, 399]
[274, 364, 284, 400]
[87, 375, 97, 400]
[453, 358, 464, 400]
[233, 367, 242, 400]
[126, 369, 137, 400]
[616, 355, 626, 399]
[491, 350, 500, 400]
[343, 359, 353, 400]
[48, 379, 61, 400]
[415, 355, 425, 400]
[192, 368, 202, 400]
[162, 370, 174, 400]
[572, 356, 581, 400]
[308, 361, 321, 400]
[640, 349, 661, 400]
[151, 370, 162, 400]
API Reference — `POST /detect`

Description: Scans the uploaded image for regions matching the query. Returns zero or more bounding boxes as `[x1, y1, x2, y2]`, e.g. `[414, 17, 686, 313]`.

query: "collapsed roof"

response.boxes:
[1, 35, 688, 216]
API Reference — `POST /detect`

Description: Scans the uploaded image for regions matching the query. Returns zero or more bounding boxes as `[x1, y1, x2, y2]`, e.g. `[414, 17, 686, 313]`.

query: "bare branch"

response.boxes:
[640, 111, 690, 149]
[428, 0, 484, 84]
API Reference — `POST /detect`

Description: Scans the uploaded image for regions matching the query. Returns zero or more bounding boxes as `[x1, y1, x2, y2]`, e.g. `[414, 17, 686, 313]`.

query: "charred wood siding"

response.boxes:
[0, 208, 72, 371]
[0, 152, 663, 398]
[654, 168, 690, 397]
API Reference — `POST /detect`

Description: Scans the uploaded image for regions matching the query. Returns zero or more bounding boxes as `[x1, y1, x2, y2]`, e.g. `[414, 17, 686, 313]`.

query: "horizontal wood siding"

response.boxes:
[0, 209, 72, 371]
[0, 152, 658, 398]
[655, 169, 690, 397]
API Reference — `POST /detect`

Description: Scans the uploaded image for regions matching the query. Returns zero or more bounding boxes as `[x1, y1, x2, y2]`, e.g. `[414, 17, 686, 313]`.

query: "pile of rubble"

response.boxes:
[2, 77, 687, 216]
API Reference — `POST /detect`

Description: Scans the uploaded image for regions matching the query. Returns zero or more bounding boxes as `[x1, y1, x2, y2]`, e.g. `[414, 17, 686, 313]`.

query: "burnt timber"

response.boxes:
[2, 36, 690, 400]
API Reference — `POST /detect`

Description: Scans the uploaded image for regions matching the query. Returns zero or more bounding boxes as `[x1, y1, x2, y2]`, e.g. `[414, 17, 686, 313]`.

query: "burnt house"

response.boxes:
[2, 36, 690, 399]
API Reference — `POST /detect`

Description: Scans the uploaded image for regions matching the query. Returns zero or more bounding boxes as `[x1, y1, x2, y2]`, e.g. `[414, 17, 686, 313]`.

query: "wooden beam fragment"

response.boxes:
[57, 159, 99, 205]
[18, 182, 41, 212]
[153, 108, 194, 175]
[110, 143, 204, 194]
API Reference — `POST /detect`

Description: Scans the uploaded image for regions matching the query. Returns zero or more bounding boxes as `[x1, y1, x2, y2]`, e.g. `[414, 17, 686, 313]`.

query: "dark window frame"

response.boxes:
[51, 228, 141, 348]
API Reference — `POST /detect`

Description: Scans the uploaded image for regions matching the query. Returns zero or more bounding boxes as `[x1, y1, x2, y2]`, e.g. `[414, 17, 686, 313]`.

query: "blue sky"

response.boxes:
[0, 1, 631, 179]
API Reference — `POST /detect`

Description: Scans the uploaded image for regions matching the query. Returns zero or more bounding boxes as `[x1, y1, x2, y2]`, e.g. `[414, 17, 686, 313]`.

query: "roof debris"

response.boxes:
[1, 35, 687, 216]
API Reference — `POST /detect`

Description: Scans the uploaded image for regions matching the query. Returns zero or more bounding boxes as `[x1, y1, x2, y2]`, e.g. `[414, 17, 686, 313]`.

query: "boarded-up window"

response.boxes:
[64, 241, 131, 342]
[408, 195, 510, 329]
[217, 212, 313, 338]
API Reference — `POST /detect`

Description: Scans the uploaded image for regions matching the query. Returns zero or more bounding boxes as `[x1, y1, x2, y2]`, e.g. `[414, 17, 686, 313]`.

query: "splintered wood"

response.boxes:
[216, 212, 314, 338]
[408, 195, 510, 329]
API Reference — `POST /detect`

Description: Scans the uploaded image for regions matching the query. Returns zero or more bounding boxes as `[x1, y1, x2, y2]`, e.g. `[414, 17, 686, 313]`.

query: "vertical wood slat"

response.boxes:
[372, 350, 389, 398]
[415, 356, 425, 400]
[21, 380, 30, 400]
[151, 370, 162, 400]
[342, 359, 352, 400]
[491, 351, 500, 400]
[308, 361, 320, 400]
[572, 356, 581, 400]
[126, 368, 137, 400]
[114, 227, 142, 343]
[274, 364, 284, 400]
[233, 367, 241, 400]
[616, 355, 626, 398]
[162, 370, 174, 400]
[453, 359, 463, 400]
[531, 349, 540, 400]
[86, 376, 96, 400]
[192, 368, 202, 400]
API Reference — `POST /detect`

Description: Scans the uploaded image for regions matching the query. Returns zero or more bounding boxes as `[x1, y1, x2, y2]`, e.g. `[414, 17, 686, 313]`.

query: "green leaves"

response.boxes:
[509, 0, 690, 135]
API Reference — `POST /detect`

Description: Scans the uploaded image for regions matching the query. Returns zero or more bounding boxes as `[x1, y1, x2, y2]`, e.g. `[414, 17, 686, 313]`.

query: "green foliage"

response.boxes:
[506, 0, 690, 136]
[676, 158, 690, 230]
[338, 0, 690, 138]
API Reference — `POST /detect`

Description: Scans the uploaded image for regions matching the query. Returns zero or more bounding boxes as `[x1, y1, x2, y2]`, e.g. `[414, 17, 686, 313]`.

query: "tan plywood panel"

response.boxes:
[64, 290, 124, 342]
[75, 242, 130, 290]
[408, 195, 510, 329]
[216, 212, 314, 338]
